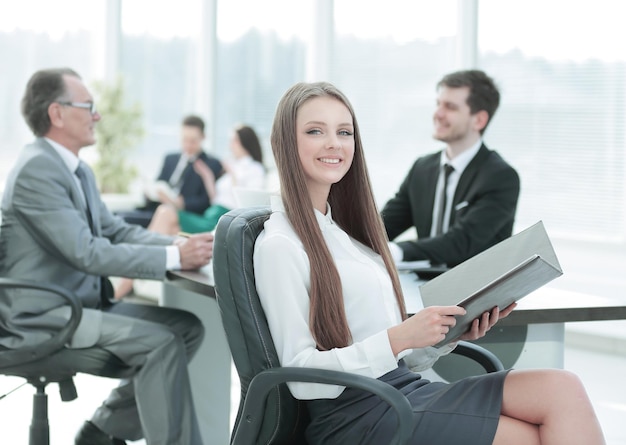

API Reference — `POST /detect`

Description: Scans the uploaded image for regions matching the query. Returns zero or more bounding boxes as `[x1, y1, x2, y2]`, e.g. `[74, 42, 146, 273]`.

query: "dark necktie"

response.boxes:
[435, 164, 455, 235]
[75, 162, 96, 233]
[75, 162, 114, 307]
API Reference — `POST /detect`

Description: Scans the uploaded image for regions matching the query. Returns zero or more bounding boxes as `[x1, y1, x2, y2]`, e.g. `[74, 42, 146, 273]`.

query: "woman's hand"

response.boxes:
[193, 159, 218, 201]
[457, 302, 517, 341]
[156, 190, 184, 209]
[388, 305, 466, 355]
[193, 159, 215, 181]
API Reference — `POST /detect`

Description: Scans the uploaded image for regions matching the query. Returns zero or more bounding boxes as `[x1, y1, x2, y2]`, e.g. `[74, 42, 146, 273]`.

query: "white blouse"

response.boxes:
[254, 195, 455, 400]
[213, 156, 265, 209]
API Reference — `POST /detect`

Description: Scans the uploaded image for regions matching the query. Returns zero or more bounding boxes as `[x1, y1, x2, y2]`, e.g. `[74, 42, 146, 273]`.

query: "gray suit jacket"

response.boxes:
[0, 138, 174, 349]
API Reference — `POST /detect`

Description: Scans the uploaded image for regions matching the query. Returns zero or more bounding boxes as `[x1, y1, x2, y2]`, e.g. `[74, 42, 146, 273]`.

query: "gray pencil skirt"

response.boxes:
[305, 361, 510, 445]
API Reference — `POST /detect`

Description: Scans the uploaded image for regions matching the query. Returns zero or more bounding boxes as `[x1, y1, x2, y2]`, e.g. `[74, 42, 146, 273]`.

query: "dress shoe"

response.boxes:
[75, 421, 127, 445]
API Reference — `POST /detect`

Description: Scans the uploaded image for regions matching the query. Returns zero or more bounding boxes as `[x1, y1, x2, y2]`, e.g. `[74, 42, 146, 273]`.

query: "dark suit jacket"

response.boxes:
[382, 144, 520, 267]
[155, 151, 223, 214]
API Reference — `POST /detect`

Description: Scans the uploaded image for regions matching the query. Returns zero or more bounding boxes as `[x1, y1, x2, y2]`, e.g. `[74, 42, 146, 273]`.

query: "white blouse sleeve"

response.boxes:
[254, 232, 399, 400]
[238, 161, 265, 190]
[402, 343, 457, 372]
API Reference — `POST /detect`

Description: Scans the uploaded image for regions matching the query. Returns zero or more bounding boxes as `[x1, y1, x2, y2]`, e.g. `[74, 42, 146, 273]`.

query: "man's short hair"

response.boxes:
[21, 68, 80, 137]
[437, 70, 500, 133]
[182, 115, 205, 135]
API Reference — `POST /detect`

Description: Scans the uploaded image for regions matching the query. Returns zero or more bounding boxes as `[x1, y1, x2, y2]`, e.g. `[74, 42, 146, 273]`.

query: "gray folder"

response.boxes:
[419, 221, 563, 347]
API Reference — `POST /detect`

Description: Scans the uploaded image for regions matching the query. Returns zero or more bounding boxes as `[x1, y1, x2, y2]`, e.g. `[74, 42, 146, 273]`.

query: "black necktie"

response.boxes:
[75, 162, 114, 307]
[435, 164, 455, 235]
[75, 162, 96, 233]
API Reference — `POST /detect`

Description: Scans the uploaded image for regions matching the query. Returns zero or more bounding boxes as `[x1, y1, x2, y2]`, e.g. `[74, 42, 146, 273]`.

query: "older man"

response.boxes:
[0, 68, 211, 445]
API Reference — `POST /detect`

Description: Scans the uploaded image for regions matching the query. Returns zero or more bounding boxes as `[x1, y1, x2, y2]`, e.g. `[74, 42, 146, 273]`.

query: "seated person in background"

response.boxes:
[382, 70, 520, 268]
[174, 124, 265, 233]
[114, 124, 265, 298]
[253, 81, 604, 445]
[119, 114, 223, 227]
[0, 67, 212, 445]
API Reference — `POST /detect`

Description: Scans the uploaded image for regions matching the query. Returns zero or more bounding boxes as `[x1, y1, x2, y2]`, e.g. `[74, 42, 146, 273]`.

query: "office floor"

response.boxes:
[1, 342, 625, 444]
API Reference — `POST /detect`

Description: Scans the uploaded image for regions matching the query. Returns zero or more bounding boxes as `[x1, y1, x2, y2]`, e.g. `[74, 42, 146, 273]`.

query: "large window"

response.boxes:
[2, 0, 624, 299]
[118, 0, 313, 187]
[478, 0, 626, 243]
[0, 0, 106, 186]
[215, 0, 313, 174]
[331, 0, 459, 205]
[119, 0, 203, 184]
[477, 0, 626, 299]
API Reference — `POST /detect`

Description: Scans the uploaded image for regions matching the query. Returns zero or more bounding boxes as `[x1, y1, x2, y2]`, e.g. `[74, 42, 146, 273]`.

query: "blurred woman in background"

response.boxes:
[114, 124, 265, 298]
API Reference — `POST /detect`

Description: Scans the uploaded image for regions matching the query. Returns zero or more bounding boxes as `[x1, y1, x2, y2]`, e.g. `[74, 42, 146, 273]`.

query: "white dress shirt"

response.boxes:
[254, 195, 454, 400]
[430, 139, 482, 237]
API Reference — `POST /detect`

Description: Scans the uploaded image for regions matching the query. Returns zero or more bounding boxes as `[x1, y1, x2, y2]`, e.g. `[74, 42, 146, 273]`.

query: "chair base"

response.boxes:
[29, 385, 50, 445]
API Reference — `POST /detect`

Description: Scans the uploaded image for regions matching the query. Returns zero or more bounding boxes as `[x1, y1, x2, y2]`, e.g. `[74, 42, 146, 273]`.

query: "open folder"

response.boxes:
[419, 221, 563, 347]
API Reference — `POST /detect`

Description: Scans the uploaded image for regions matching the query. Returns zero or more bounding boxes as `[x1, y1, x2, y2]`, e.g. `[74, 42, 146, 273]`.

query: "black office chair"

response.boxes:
[213, 207, 504, 445]
[0, 278, 132, 445]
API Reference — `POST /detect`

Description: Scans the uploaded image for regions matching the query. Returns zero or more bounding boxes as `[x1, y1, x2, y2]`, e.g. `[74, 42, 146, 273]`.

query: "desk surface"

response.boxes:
[166, 268, 215, 298]
[166, 268, 626, 326]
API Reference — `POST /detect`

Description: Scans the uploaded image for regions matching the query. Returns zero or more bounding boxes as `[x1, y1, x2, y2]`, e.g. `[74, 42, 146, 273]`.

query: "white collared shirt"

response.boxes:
[254, 195, 453, 400]
[45, 137, 83, 200]
[430, 139, 482, 237]
[212, 156, 265, 209]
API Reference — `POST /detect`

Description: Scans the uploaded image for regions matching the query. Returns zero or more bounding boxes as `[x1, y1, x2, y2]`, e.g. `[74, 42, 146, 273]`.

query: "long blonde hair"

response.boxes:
[270, 82, 407, 351]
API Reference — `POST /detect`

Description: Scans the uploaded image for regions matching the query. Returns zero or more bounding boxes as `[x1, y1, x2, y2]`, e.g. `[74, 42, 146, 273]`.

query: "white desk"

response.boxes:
[161, 267, 231, 445]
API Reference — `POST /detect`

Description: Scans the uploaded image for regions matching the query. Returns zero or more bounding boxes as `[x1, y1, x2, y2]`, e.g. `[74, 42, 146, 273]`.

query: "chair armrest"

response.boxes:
[452, 341, 504, 373]
[0, 278, 82, 367]
[234, 367, 414, 445]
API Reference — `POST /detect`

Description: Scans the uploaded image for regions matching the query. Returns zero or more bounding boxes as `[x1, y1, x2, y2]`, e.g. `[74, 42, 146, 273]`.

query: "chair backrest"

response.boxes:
[0, 278, 82, 368]
[0, 279, 132, 404]
[213, 206, 309, 445]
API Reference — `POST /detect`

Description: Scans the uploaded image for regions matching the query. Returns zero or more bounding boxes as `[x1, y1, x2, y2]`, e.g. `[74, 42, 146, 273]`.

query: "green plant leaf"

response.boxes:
[92, 76, 144, 194]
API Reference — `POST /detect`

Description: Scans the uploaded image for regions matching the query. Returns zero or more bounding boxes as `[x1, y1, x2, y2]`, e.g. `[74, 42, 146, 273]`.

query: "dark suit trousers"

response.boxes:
[74, 302, 205, 444]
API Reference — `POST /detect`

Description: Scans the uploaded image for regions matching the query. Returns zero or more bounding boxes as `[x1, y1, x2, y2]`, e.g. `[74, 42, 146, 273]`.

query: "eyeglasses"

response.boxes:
[57, 101, 98, 115]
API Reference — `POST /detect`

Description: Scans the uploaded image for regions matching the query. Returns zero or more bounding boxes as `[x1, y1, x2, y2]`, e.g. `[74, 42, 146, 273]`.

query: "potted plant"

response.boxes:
[91, 76, 144, 209]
